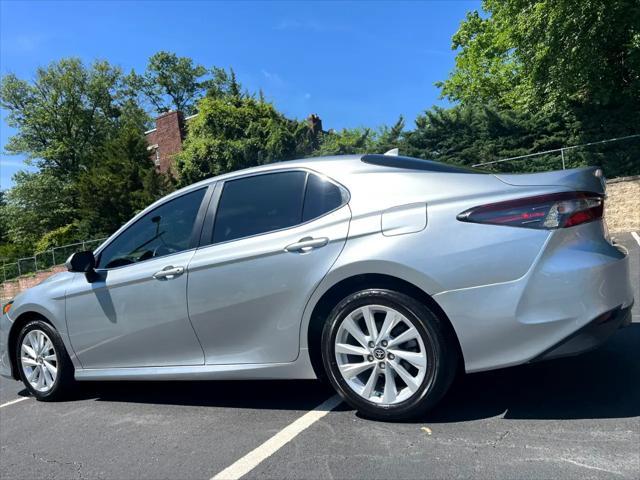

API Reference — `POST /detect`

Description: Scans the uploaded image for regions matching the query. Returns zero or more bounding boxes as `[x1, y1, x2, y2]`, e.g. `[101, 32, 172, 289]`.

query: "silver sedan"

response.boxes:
[0, 153, 634, 420]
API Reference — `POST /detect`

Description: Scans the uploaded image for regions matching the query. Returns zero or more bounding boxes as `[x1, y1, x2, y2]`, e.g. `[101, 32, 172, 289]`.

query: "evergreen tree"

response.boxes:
[77, 105, 172, 236]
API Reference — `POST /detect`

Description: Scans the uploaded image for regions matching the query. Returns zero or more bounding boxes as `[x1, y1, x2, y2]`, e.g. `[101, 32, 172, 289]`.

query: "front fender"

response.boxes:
[4, 272, 80, 375]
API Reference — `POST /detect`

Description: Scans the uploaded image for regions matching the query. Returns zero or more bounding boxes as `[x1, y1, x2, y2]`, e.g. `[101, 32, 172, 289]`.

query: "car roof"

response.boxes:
[180, 154, 365, 191]
[171, 153, 482, 200]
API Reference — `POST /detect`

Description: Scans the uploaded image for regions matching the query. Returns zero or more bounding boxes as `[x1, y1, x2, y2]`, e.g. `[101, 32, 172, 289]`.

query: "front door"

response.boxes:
[66, 187, 209, 369]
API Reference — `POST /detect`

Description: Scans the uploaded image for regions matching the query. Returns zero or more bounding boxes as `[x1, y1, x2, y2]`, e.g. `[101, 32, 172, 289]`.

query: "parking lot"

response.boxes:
[1, 232, 638, 480]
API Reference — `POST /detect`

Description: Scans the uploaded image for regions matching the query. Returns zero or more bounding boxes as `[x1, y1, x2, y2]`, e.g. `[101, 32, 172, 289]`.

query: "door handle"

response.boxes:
[285, 237, 329, 253]
[152, 266, 185, 280]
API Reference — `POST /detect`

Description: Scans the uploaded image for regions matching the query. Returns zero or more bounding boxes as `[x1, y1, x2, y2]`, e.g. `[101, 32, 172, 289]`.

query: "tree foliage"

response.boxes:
[34, 223, 81, 254]
[404, 105, 580, 171]
[312, 128, 376, 156]
[1, 170, 77, 246]
[76, 108, 172, 236]
[176, 93, 311, 185]
[439, 0, 640, 112]
[127, 51, 212, 115]
[1, 58, 124, 176]
[0, 59, 170, 255]
[431, 0, 640, 176]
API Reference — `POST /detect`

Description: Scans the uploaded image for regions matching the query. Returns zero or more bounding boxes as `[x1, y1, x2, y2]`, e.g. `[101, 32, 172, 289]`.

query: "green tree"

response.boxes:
[34, 223, 82, 254]
[310, 118, 405, 157]
[435, 0, 640, 176]
[127, 51, 211, 115]
[1, 170, 76, 246]
[0, 191, 7, 244]
[76, 107, 172, 236]
[313, 128, 377, 156]
[176, 95, 308, 184]
[404, 105, 583, 172]
[0, 59, 172, 253]
[439, 0, 640, 112]
[206, 67, 243, 100]
[0, 58, 125, 177]
[375, 117, 406, 154]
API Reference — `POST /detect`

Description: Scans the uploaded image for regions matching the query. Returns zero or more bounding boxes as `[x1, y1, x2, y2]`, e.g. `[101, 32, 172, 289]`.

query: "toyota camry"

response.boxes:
[0, 153, 634, 420]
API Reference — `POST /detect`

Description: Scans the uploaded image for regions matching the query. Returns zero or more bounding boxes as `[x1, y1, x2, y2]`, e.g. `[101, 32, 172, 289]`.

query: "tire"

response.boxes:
[15, 319, 76, 401]
[321, 289, 457, 421]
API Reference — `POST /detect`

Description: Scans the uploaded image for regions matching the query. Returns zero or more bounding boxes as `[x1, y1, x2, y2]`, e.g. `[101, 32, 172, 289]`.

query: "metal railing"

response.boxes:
[1, 237, 107, 284]
[472, 134, 640, 170]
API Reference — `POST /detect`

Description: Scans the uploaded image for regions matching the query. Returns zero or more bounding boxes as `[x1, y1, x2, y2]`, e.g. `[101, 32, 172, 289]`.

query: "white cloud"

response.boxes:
[261, 69, 285, 87]
[2, 33, 47, 54]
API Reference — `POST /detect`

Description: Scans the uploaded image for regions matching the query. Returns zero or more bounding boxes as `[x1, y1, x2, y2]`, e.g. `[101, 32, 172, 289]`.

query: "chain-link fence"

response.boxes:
[1, 237, 106, 284]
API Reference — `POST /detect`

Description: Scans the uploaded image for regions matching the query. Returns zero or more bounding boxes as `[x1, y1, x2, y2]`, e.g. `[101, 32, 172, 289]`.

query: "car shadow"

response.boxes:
[418, 323, 640, 423]
[74, 378, 343, 412]
[67, 324, 639, 421]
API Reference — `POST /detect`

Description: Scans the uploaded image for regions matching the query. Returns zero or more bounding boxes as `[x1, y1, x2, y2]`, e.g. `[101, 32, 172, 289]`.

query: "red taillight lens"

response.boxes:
[457, 192, 604, 229]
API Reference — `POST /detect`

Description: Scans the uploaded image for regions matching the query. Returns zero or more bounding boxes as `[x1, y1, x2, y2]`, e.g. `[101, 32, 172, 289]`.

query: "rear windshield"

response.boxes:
[361, 154, 486, 174]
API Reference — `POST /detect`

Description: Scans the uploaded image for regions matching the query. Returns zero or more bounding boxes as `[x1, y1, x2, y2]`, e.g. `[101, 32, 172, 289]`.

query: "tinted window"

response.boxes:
[303, 174, 344, 222]
[213, 171, 306, 243]
[97, 188, 206, 269]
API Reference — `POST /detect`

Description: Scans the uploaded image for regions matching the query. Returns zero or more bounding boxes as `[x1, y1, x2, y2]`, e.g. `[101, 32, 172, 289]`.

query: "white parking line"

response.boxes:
[211, 394, 343, 480]
[0, 397, 29, 409]
[631, 231, 640, 247]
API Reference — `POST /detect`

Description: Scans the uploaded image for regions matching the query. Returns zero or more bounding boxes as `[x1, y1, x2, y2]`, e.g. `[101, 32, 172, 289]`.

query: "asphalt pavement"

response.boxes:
[1, 232, 638, 480]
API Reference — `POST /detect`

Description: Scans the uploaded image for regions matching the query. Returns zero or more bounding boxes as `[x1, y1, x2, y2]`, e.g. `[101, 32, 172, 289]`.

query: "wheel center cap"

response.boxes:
[373, 347, 386, 360]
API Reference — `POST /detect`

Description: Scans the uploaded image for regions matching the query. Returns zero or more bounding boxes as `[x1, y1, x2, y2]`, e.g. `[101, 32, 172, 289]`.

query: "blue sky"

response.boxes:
[0, 0, 479, 188]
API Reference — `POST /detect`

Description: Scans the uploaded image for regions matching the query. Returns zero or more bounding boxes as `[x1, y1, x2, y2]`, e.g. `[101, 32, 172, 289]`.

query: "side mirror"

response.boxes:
[65, 251, 96, 273]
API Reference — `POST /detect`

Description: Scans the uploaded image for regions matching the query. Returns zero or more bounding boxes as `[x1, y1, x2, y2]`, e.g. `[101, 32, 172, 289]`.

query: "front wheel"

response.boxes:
[322, 289, 457, 420]
[16, 319, 76, 401]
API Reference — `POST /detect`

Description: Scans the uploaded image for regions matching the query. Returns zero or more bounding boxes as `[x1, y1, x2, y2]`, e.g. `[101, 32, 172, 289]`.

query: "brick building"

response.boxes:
[144, 110, 195, 174]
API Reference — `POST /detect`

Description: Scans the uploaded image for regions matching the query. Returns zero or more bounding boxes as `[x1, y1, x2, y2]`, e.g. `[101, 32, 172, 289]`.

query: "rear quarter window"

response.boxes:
[302, 173, 346, 222]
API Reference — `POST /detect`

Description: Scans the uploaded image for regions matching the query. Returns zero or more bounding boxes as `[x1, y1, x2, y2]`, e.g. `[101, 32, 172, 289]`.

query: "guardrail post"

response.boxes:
[561, 149, 566, 170]
[17, 260, 21, 277]
[34, 255, 38, 272]
[52, 249, 56, 266]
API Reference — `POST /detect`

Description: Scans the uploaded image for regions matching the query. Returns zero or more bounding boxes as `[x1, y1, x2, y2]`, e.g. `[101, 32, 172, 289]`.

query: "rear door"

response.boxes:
[187, 169, 351, 365]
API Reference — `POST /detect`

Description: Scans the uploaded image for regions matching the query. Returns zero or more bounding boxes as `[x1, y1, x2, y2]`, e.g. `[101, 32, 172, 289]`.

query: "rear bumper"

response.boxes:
[532, 303, 633, 362]
[433, 222, 635, 373]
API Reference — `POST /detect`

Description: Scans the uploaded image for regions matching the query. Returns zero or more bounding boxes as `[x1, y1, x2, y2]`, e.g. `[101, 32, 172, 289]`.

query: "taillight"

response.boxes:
[2, 301, 12, 315]
[457, 192, 604, 229]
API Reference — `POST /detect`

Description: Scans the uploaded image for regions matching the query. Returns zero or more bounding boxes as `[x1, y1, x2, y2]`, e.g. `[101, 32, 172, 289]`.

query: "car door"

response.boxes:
[65, 187, 211, 369]
[187, 170, 351, 365]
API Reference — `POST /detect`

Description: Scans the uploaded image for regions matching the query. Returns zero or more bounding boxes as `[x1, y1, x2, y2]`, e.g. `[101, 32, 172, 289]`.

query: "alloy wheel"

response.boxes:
[20, 329, 58, 393]
[334, 304, 427, 405]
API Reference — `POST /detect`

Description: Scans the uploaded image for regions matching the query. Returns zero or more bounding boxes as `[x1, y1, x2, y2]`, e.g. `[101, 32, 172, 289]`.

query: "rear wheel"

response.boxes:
[322, 289, 457, 420]
[16, 319, 75, 401]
